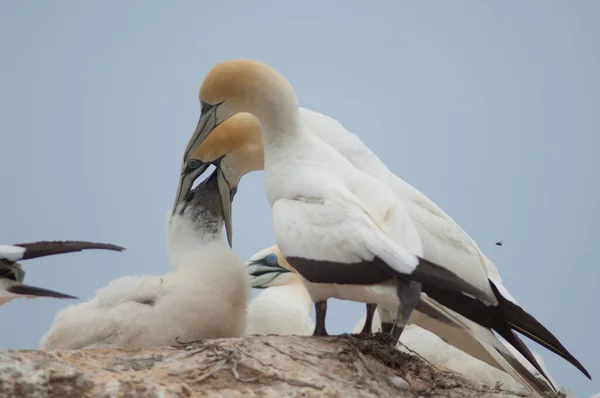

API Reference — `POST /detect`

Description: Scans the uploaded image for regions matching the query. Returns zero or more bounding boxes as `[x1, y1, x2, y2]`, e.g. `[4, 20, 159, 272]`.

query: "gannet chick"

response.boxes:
[40, 169, 249, 349]
[0, 241, 124, 307]
[245, 245, 314, 336]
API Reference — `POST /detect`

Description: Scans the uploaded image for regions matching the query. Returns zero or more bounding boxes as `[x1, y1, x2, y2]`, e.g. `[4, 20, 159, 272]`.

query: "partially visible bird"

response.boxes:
[245, 245, 314, 336]
[0, 241, 124, 307]
[496, 241, 503, 246]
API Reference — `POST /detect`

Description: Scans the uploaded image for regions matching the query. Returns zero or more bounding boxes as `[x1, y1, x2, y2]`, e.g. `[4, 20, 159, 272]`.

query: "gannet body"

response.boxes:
[40, 170, 249, 349]
[246, 247, 314, 336]
[186, 61, 498, 338]
[172, 59, 590, 392]
[0, 241, 124, 307]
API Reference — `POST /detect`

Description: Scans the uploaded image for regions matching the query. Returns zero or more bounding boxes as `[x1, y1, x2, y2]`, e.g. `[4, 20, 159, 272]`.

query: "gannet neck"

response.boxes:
[167, 210, 224, 257]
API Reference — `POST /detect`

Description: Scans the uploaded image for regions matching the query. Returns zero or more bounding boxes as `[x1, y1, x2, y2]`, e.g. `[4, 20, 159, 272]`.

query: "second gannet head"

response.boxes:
[246, 245, 299, 289]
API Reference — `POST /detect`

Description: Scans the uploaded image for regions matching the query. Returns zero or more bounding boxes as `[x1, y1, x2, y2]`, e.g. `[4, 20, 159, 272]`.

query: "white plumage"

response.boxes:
[175, 59, 589, 392]
[40, 172, 249, 349]
[245, 246, 314, 336]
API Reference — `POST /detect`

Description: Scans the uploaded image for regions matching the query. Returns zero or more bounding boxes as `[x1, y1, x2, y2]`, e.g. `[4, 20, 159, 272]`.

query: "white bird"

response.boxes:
[352, 312, 557, 394]
[172, 60, 590, 392]
[0, 241, 123, 307]
[40, 167, 250, 349]
[245, 245, 314, 336]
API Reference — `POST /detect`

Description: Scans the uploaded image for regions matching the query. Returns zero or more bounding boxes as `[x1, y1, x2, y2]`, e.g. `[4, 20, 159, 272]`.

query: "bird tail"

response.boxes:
[490, 282, 591, 380]
[415, 295, 557, 394]
[7, 284, 77, 299]
[15, 241, 125, 260]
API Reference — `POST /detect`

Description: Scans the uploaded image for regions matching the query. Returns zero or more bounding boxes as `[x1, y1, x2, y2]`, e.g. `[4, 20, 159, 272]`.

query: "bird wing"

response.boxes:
[271, 196, 493, 303]
[14, 241, 124, 260]
[416, 295, 557, 393]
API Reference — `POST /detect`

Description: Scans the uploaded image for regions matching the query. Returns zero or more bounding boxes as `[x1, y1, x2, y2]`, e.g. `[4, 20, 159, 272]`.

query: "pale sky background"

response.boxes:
[1, 1, 598, 396]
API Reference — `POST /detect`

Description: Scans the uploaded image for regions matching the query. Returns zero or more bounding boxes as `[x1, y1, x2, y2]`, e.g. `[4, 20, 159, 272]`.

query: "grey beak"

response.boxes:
[182, 105, 220, 163]
[216, 168, 234, 248]
[172, 162, 209, 215]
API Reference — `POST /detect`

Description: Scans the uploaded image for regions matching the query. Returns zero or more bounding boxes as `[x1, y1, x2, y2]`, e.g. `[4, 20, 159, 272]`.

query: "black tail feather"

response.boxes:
[491, 283, 591, 380]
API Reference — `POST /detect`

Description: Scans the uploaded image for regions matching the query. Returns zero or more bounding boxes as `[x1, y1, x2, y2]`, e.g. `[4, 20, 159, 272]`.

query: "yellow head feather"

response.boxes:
[190, 112, 265, 176]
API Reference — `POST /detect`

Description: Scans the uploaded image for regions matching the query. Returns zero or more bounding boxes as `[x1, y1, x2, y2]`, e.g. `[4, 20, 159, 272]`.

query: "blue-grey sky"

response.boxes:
[1, 1, 598, 396]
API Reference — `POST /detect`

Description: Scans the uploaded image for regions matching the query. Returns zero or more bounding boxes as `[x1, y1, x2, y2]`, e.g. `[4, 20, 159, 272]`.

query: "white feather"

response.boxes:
[40, 208, 249, 350]
[0, 245, 25, 262]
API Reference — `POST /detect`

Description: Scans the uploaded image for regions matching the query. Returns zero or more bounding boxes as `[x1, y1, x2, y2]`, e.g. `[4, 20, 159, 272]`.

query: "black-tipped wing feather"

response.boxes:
[7, 284, 77, 299]
[424, 284, 591, 380]
[15, 241, 125, 260]
[490, 282, 592, 380]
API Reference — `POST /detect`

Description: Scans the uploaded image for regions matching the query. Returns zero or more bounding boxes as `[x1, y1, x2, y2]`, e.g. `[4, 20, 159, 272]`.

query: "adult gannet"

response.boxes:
[245, 245, 314, 336]
[247, 245, 558, 393]
[40, 169, 249, 349]
[0, 241, 124, 307]
[171, 59, 590, 392]
[176, 60, 503, 344]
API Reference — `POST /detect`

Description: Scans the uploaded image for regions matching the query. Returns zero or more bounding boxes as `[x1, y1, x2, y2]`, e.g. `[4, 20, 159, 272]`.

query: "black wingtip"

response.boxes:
[411, 256, 494, 305]
[15, 240, 125, 260]
[491, 283, 592, 380]
[7, 284, 78, 299]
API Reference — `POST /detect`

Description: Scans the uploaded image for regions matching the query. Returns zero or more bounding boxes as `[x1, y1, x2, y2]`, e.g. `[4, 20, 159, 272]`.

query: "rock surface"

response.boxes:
[0, 334, 557, 398]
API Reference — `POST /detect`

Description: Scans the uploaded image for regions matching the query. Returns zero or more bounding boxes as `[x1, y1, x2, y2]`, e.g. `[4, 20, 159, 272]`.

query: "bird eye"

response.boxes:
[265, 254, 278, 266]
[187, 159, 203, 170]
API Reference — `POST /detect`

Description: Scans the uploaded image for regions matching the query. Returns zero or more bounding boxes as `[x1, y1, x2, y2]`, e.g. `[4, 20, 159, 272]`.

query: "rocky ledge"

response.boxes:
[0, 334, 554, 398]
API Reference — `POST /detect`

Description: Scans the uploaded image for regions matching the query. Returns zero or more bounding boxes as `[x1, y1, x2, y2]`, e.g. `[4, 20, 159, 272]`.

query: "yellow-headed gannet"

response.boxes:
[0, 241, 123, 307]
[171, 59, 590, 392]
[40, 168, 249, 349]
[245, 245, 314, 336]
[175, 59, 498, 346]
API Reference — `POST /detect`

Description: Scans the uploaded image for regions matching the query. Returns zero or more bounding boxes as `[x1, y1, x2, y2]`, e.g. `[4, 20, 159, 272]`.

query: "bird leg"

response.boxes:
[381, 322, 394, 334]
[391, 279, 422, 341]
[359, 303, 378, 335]
[378, 307, 395, 334]
[312, 300, 329, 336]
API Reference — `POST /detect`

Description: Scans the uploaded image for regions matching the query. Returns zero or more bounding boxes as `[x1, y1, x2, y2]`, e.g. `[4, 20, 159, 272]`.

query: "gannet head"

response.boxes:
[173, 60, 299, 246]
[173, 113, 264, 247]
[246, 245, 300, 288]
